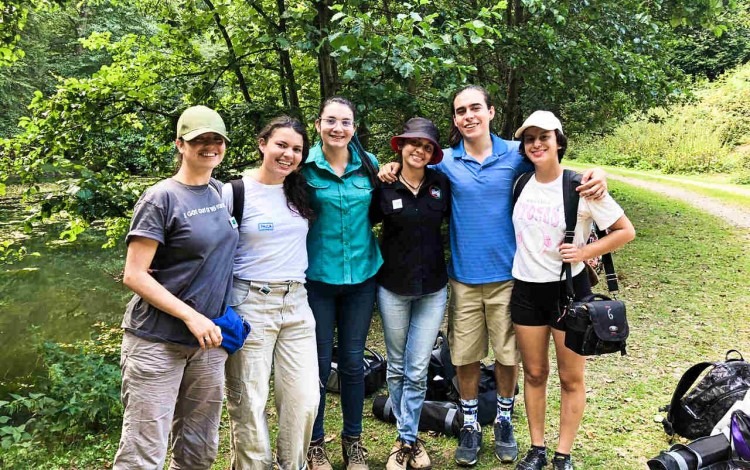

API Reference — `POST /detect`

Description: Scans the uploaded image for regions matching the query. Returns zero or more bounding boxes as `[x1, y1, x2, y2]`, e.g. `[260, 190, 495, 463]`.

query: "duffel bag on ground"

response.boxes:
[372, 395, 462, 437]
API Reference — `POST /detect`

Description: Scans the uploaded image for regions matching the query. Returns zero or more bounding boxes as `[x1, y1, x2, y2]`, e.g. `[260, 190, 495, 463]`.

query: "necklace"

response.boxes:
[399, 173, 425, 193]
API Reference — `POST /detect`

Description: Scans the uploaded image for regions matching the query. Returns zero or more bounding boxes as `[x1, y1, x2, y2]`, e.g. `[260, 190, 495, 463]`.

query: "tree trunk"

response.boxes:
[276, 0, 302, 121]
[501, 0, 524, 138]
[315, 0, 339, 100]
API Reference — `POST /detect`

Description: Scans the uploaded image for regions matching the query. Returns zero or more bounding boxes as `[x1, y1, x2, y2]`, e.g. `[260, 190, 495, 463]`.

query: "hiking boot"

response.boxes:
[454, 425, 482, 466]
[515, 447, 548, 470]
[552, 455, 574, 470]
[385, 439, 412, 470]
[342, 434, 369, 470]
[307, 438, 333, 470]
[494, 420, 518, 462]
[409, 438, 432, 470]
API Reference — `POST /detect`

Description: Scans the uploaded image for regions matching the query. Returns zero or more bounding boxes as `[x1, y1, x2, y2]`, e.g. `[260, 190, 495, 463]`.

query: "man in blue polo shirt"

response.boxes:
[379, 85, 607, 467]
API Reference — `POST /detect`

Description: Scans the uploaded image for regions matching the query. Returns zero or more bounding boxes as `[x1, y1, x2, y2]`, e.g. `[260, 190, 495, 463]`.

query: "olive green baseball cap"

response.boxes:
[176, 105, 230, 142]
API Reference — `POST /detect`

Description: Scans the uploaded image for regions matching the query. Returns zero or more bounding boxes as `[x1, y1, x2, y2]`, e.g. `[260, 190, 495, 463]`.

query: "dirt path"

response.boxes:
[608, 173, 750, 230]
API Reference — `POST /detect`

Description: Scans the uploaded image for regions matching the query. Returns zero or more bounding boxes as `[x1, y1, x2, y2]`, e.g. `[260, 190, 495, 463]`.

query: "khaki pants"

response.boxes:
[225, 280, 320, 470]
[448, 279, 520, 366]
[113, 331, 227, 470]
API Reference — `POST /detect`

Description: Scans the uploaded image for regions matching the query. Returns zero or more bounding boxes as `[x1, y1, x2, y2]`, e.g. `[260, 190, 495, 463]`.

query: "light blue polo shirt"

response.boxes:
[301, 141, 383, 285]
[433, 134, 532, 284]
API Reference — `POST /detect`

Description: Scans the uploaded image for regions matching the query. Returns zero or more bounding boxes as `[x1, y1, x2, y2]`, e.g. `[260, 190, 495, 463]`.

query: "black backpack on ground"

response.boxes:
[326, 346, 387, 397]
[662, 350, 750, 440]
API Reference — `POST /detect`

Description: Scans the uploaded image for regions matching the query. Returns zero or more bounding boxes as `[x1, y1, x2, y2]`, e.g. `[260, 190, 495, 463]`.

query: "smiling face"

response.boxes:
[315, 101, 355, 151]
[452, 88, 495, 142]
[258, 126, 304, 184]
[399, 138, 435, 171]
[522, 127, 560, 168]
[175, 132, 226, 172]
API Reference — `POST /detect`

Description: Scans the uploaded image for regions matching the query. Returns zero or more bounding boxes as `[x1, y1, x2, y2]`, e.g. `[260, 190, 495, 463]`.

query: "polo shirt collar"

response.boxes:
[451, 133, 509, 161]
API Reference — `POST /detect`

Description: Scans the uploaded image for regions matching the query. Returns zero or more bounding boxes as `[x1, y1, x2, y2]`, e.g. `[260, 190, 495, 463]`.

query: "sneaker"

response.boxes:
[494, 420, 518, 462]
[552, 455, 574, 470]
[409, 438, 432, 470]
[307, 438, 333, 470]
[455, 425, 482, 466]
[342, 434, 369, 470]
[515, 447, 548, 470]
[385, 439, 412, 470]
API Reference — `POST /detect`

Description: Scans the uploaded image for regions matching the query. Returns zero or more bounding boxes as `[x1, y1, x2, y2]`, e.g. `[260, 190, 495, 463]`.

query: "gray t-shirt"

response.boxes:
[121, 177, 239, 346]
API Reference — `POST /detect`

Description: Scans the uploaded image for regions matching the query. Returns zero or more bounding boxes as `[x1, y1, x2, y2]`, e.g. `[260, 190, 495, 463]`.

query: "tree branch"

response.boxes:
[203, 0, 253, 104]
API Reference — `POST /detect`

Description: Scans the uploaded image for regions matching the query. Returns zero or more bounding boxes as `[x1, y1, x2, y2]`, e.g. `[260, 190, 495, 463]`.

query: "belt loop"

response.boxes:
[258, 284, 271, 295]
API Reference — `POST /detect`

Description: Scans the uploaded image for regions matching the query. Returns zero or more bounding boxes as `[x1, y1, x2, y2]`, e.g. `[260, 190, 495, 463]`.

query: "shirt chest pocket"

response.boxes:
[344, 175, 374, 209]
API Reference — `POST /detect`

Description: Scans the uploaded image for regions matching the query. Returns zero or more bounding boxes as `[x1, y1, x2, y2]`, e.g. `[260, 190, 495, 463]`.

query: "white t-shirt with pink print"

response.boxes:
[511, 172, 624, 283]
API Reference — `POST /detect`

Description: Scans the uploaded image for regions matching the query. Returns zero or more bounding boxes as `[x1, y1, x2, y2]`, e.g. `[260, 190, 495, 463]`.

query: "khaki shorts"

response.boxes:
[448, 278, 520, 367]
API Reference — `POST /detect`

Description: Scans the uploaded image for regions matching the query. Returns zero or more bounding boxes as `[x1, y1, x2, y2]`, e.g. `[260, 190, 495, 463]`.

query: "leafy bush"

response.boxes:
[573, 63, 750, 176]
[0, 326, 123, 451]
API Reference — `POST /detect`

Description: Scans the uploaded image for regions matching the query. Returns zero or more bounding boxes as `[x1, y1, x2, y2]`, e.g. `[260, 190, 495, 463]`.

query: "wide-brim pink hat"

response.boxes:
[390, 117, 443, 164]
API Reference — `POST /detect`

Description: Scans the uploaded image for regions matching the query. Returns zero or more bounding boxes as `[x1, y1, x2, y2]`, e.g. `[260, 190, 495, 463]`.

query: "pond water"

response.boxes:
[0, 194, 130, 396]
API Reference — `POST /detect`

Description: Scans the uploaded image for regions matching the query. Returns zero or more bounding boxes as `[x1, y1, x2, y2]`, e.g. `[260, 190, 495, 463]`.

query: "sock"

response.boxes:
[553, 452, 570, 461]
[460, 398, 479, 430]
[496, 395, 514, 423]
[533, 445, 547, 455]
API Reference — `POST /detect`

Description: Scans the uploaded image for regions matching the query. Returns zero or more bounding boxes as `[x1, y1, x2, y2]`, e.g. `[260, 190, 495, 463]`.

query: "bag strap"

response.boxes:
[230, 178, 244, 228]
[562, 170, 620, 297]
[664, 361, 716, 433]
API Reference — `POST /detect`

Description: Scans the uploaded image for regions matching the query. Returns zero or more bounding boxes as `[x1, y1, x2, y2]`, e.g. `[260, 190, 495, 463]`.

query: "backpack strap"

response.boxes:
[512, 171, 534, 206]
[229, 178, 244, 229]
[562, 170, 583, 299]
[663, 361, 715, 435]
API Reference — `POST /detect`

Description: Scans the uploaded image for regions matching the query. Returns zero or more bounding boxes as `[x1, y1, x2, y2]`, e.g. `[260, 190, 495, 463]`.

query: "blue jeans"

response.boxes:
[378, 285, 447, 443]
[307, 277, 377, 440]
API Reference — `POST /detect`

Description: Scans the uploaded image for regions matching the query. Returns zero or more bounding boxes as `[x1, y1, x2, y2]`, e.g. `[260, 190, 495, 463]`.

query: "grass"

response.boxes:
[1, 180, 749, 469]
[567, 161, 750, 210]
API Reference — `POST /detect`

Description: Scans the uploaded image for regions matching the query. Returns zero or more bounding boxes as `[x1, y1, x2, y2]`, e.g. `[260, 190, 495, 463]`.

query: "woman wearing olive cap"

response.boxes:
[112, 105, 238, 469]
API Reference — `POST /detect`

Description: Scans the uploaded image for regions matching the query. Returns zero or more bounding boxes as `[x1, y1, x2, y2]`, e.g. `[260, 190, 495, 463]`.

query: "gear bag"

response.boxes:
[662, 351, 750, 440]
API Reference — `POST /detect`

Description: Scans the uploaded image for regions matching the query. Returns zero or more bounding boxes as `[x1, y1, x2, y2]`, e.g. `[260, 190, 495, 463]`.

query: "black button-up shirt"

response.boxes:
[370, 168, 451, 296]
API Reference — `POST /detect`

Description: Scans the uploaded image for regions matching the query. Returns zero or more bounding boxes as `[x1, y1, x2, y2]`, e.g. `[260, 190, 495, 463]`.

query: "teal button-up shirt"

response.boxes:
[301, 141, 383, 285]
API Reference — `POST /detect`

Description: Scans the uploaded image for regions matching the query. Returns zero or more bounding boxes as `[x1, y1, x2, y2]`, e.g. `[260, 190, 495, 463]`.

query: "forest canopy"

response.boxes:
[0, 0, 748, 246]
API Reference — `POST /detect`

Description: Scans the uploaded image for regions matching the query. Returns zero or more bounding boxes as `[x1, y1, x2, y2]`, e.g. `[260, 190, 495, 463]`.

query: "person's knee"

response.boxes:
[523, 364, 550, 387]
[558, 372, 584, 394]
[337, 350, 364, 379]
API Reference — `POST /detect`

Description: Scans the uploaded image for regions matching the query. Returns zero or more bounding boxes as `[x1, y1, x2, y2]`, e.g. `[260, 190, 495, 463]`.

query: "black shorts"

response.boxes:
[510, 271, 592, 330]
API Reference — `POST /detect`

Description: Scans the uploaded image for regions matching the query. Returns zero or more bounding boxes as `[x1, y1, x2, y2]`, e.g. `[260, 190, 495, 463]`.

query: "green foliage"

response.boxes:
[573, 62, 750, 176]
[669, 2, 750, 80]
[0, 327, 122, 452]
[0, 0, 744, 247]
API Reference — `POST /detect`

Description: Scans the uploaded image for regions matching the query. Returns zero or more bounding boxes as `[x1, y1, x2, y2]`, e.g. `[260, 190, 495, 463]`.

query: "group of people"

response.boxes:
[111, 85, 634, 470]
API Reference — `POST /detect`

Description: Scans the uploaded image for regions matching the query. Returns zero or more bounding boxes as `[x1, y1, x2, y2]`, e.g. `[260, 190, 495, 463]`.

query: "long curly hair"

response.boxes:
[257, 116, 315, 220]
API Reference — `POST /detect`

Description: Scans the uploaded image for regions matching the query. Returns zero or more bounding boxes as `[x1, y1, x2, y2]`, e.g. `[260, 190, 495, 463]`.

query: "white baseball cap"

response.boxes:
[514, 110, 563, 139]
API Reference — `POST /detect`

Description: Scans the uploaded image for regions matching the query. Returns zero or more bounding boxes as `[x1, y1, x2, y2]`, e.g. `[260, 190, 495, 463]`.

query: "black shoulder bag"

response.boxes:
[559, 170, 629, 356]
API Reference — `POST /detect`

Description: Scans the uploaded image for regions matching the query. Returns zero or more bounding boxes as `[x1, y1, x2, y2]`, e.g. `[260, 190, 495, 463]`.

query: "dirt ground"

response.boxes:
[608, 173, 750, 230]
